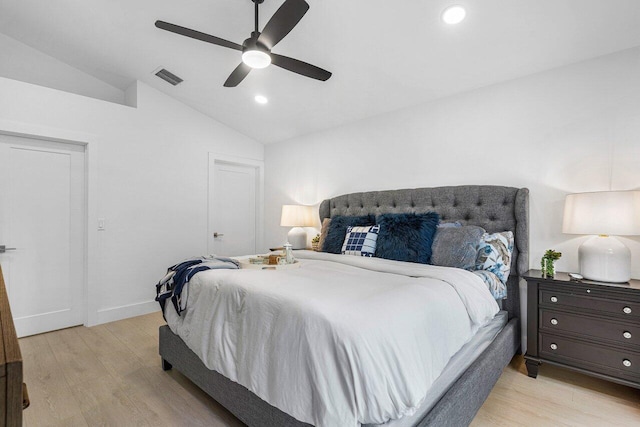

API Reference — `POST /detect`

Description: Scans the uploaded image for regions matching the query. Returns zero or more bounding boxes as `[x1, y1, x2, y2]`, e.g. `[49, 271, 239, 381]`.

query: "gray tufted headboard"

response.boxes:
[319, 185, 529, 319]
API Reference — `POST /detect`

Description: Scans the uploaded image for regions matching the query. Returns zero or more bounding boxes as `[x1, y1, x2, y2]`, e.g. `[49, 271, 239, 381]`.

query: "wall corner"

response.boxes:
[124, 80, 138, 108]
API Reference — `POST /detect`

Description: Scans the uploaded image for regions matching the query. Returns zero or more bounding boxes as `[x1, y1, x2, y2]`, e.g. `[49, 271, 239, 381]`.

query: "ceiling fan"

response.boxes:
[155, 0, 332, 87]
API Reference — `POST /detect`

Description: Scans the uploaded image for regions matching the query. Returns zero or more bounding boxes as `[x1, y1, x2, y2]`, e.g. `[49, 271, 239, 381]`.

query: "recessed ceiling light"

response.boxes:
[255, 95, 268, 104]
[442, 5, 466, 25]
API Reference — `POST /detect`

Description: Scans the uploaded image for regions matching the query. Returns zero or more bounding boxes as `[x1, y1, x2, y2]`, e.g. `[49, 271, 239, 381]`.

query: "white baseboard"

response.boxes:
[94, 300, 160, 326]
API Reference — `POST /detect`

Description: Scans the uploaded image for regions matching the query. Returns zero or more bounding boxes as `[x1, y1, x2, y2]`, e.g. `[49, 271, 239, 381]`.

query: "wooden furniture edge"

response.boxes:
[0, 265, 24, 426]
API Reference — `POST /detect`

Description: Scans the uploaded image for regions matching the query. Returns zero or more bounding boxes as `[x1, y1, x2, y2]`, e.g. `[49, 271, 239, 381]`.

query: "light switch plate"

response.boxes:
[98, 218, 106, 231]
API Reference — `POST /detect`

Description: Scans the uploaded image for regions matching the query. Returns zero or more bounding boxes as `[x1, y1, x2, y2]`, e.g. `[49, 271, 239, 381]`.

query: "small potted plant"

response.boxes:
[311, 234, 321, 251]
[541, 249, 562, 278]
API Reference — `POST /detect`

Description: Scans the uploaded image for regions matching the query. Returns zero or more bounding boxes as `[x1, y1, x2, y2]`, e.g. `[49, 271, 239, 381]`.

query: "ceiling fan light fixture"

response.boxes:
[242, 50, 272, 69]
[155, 0, 331, 87]
[442, 5, 466, 25]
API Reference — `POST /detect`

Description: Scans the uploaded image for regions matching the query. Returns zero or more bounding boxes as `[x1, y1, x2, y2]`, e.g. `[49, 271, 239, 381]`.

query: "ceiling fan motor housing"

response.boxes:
[243, 34, 269, 53]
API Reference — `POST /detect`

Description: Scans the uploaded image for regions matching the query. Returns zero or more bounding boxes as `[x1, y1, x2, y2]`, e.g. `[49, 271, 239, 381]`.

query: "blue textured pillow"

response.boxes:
[322, 215, 376, 254]
[375, 212, 440, 264]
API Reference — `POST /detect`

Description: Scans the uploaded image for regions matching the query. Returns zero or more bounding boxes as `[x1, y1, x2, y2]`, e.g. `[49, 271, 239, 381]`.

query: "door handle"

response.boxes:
[213, 233, 224, 238]
[0, 245, 16, 254]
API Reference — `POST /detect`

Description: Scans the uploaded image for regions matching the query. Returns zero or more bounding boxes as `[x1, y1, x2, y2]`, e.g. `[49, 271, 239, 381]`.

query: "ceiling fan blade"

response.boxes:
[224, 63, 252, 87]
[155, 20, 243, 51]
[258, 0, 309, 50]
[270, 53, 331, 81]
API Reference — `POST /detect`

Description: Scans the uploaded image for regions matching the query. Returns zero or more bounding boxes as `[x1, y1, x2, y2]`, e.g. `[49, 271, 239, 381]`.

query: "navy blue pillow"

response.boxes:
[322, 215, 376, 254]
[375, 212, 440, 264]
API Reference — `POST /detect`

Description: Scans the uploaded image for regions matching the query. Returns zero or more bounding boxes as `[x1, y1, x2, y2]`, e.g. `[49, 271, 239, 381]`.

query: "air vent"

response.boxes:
[155, 68, 183, 86]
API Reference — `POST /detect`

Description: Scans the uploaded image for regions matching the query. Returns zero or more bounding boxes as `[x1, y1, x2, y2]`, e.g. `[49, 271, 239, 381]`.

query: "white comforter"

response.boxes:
[165, 251, 499, 427]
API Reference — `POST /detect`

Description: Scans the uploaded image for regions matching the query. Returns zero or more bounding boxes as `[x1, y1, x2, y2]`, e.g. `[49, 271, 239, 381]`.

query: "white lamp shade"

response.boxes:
[280, 205, 315, 227]
[562, 191, 640, 236]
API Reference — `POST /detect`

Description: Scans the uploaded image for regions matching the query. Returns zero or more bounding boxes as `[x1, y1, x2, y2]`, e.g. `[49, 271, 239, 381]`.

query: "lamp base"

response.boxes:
[579, 235, 631, 283]
[287, 227, 307, 250]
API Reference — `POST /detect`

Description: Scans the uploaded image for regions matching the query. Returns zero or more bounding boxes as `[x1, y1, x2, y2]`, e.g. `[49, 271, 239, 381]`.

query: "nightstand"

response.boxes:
[523, 270, 640, 389]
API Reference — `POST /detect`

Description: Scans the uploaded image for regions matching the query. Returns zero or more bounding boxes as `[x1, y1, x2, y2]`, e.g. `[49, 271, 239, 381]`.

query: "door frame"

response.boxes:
[208, 153, 264, 255]
[0, 119, 99, 326]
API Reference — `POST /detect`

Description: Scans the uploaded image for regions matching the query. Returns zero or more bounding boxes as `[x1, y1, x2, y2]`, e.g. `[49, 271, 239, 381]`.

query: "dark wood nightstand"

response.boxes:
[523, 270, 640, 389]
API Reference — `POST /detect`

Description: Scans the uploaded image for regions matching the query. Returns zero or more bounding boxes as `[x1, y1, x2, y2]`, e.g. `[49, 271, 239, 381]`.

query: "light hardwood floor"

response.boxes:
[21, 312, 640, 426]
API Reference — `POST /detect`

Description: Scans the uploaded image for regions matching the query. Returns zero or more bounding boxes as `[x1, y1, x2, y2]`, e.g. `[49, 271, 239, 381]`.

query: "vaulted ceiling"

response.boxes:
[2, 0, 640, 143]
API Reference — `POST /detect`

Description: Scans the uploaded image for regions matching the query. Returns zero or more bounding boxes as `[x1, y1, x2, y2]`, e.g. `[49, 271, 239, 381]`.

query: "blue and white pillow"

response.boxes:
[475, 231, 514, 285]
[341, 225, 380, 257]
[473, 270, 508, 300]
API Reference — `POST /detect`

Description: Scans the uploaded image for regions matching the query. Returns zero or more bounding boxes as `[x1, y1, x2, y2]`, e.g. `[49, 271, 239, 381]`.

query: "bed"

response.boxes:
[159, 185, 529, 426]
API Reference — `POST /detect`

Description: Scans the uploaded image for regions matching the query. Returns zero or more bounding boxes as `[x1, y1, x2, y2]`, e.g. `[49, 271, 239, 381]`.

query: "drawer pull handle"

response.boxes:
[550, 296, 558, 303]
[550, 318, 558, 325]
[623, 331, 632, 339]
[550, 343, 558, 350]
[623, 306, 632, 314]
[623, 359, 632, 367]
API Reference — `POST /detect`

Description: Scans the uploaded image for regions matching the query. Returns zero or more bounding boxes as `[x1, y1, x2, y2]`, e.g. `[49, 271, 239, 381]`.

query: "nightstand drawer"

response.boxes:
[540, 309, 640, 347]
[540, 333, 640, 380]
[540, 289, 640, 320]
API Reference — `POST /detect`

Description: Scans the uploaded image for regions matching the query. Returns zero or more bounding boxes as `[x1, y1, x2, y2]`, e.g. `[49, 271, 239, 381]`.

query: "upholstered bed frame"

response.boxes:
[159, 185, 530, 426]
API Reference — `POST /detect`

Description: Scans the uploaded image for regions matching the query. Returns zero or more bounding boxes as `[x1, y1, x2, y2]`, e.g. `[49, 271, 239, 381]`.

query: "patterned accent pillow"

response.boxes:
[341, 225, 380, 257]
[473, 270, 507, 300]
[475, 231, 514, 285]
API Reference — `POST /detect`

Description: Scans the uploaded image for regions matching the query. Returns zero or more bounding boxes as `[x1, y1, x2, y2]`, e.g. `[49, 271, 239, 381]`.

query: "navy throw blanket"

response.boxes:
[155, 255, 240, 318]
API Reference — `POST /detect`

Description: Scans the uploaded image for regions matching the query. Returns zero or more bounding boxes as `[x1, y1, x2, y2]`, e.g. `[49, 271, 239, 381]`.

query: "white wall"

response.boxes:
[0, 76, 263, 325]
[265, 46, 640, 279]
[0, 32, 126, 105]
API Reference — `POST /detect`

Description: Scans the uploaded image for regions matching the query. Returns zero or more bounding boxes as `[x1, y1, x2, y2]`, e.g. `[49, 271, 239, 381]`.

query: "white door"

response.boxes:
[0, 134, 85, 337]
[209, 162, 257, 256]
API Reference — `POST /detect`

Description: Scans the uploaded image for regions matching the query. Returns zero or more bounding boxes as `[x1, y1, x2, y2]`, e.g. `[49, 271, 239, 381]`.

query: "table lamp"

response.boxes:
[280, 205, 315, 249]
[562, 190, 640, 282]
